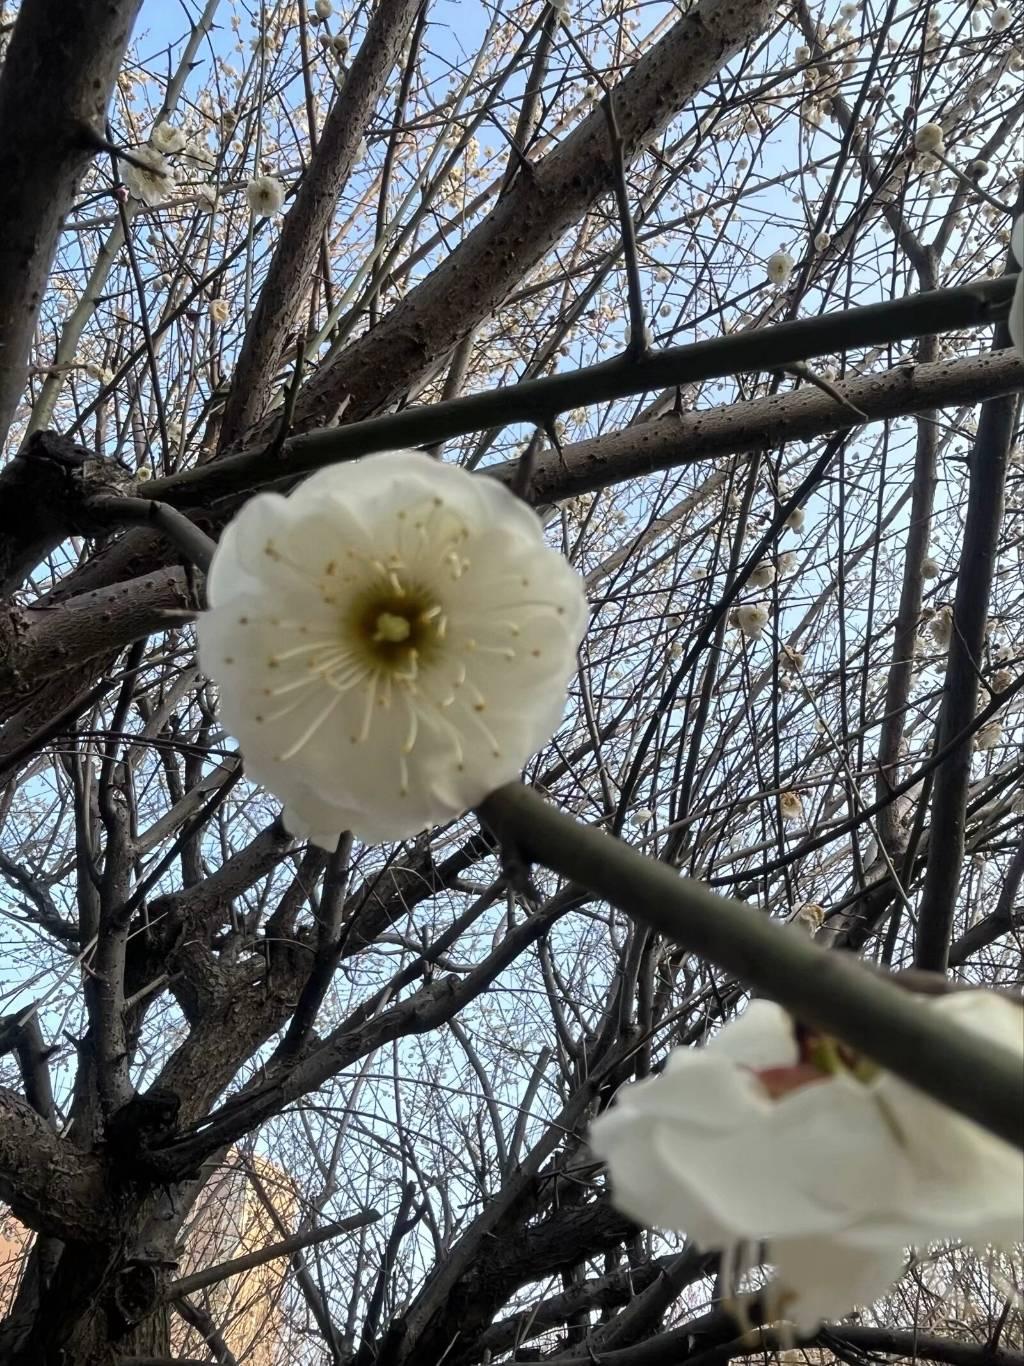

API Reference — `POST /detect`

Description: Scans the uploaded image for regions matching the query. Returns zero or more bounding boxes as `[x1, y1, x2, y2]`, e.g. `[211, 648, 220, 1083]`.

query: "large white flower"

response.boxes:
[1010, 216, 1023, 363]
[589, 992, 1024, 1333]
[198, 450, 588, 845]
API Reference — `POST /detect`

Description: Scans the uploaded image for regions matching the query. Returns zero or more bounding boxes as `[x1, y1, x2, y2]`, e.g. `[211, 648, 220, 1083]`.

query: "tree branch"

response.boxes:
[478, 783, 1024, 1149]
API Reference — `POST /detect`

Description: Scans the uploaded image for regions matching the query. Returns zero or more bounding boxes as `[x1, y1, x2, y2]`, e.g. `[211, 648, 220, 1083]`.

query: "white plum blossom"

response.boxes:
[151, 121, 187, 155]
[750, 560, 776, 588]
[991, 667, 1013, 692]
[931, 604, 954, 648]
[632, 808, 654, 827]
[589, 992, 1024, 1333]
[245, 174, 286, 216]
[921, 555, 939, 579]
[209, 298, 230, 326]
[813, 230, 832, 251]
[974, 720, 1002, 751]
[780, 645, 805, 673]
[914, 122, 944, 153]
[794, 902, 824, 932]
[198, 450, 588, 846]
[777, 550, 797, 575]
[766, 251, 795, 286]
[314, 0, 333, 15]
[122, 147, 172, 207]
[779, 790, 804, 822]
[733, 603, 770, 640]
[1010, 217, 1023, 363]
[992, 5, 1011, 29]
[794, 44, 811, 62]
[785, 506, 806, 533]
[196, 183, 219, 212]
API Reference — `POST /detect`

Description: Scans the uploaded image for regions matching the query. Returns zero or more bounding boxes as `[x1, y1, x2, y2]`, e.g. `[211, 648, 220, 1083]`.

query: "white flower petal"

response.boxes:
[771, 1236, 908, 1333]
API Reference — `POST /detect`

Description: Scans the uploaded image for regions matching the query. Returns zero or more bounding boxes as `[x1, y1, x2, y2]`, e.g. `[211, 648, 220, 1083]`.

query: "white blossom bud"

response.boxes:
[813, 230, 832, 251]
[314, 0, 333, 16]
[209, 298, 230, 325]
[921, 556, 939, 579]
[794, 44, 811, 62]
[785, 506, 806, 533]
[632, 808, 654, 827]
[967, 159, 991, 179]
[777, 551, 797, 575]
[992, 6, 1011, 30]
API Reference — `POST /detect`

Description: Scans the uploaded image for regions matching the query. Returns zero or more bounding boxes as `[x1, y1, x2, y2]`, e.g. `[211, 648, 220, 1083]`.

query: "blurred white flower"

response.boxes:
[930, 605, 954, 648]
[974, 720, 1002, 751]
[245, 174, 286, 216]
[314, 0, 333, 15]
[632, 808, 654, 827]
[780, 790, 804, 822]
[781, 645, 805, 673]
[1010, 217, 1023, 362]
[991, 667, 1013, 692]
[813, 230, 832, 251]
[992, 6, 1011, 29]
[198, 450, 588, 846]
[733, 604, 770, 640]
[794, 902, 824, 932]
[589, 993, 1024, 1333]
[777, 551, 797, 575]
[914, 122, 944, 153]
[766, 251, 795, 286]
[167, 420, 183, 445]
[785, 506, 806, 533]
[196, 183, 219, 212]
[794, 44, 811, 62]
[750, 560, 776, 588]
[967, 158, 991, 179]
[151, 121, 187, 155]
[187, 138, 217, 168]
[122, 147, 172, 207]
[209, 298, 230, 326]
[921, 555, 939, 579]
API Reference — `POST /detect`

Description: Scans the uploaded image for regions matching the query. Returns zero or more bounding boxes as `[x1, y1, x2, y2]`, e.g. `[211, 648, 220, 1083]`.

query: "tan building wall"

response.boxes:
[0, 1152, 298, 1365]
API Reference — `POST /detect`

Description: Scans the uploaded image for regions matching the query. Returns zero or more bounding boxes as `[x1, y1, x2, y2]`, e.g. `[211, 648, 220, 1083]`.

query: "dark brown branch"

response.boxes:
[218, 0, 423, 448]
[0, 0, 142, 445]
[478, 783, 1024, 1149]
